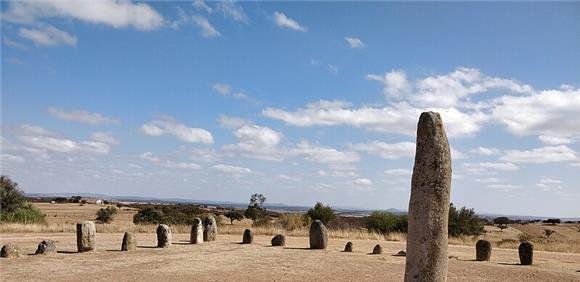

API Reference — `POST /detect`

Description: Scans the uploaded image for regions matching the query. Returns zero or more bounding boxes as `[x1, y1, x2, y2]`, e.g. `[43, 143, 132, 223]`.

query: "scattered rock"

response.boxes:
[344, 242, 353, 252]
[271, 234, 286, 247]
[393, 250, 406, 257]
[404, 112, 452, 282]
[519, 241, 534, 265]
[76, 221, 96, 252]
[242, 229, 253, 244]
[475, 239, 492, 261]
[35, 240, 56, 255]
[1, 244, 21, 258]
[373, 244, 383, 254]
[190, 218, 203, 244]
[203, 215, 217, 242]
[121, 232, 137, 251]
[309, 220, 328, 249]
[156, 224, 172, 248]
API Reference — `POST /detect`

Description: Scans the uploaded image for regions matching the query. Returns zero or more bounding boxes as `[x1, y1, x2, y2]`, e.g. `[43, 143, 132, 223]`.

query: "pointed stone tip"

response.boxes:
[417, 112, 444, 137]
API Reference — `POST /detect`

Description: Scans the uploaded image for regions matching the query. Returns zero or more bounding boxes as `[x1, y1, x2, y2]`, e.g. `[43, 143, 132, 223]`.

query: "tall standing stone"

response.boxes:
[242, 229, 253, 244]
[156, 224, 172, 248]
[203, 215, 217, 242]
[121, 232, 137, 251]
[190, 218, 204, 244]
[404, 112, 452, 282]
[518, 241, 534, 265]
[475, 239, 492, 261]
[76, 221, 96, 252]
[309, 220, 328, 249]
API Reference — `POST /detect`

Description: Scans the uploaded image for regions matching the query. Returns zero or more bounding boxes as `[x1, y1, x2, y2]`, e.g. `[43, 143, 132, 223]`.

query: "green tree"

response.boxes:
[245, 193, 267, 224]
[306, 202, 336, 225]
[225, 209, 244, 224]
[493, 216, 510, 232]
[95, 206, 118, 223]
[448, 203, 484, 237]
[0, 175, 46, 224]
[133, 207, 165, 224]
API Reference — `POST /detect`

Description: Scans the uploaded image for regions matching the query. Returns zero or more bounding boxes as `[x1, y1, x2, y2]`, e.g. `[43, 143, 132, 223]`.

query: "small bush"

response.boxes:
[517, 232, 534, 242]
[365, 211, 407, 234]
[544, 229, 555, 238]
[543, 218, 561, 225]
[448, 203, 484, 237]
[306, 202, 336, 225]
[279, 213, 310, 230]
[95, 206, 117, 223]
[133, 207, 165, 224]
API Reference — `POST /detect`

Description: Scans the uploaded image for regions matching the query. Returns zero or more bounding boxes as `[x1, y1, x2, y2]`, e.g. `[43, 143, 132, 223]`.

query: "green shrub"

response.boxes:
[365, 211, 407, 234]
[133, 207, 164, 224]
[0, 175, 46, 224]
[448, 203, 484, 237]
[306, 202, 336, 225]
[95, 206, 117, 223]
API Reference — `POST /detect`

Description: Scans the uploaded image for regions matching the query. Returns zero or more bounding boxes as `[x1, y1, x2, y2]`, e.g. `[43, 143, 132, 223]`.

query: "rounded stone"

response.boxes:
[156, 224, 172, 248]
[309, 220, 328, 249]
[271, 234, 286, 247]
[121, 232, 137, 251]
[76, 221, 96, 252]
[393, 250, 407, 257]
[404, 112, 452, 282]
[519, 241, 534, 265]
[475, 239, 492, 261]
[190, 217, 203, 244]
[1, 244, 21, 258]
[35, 240, 56, 255]
[344, 242, 353, 252]
[203, 215, 217, 242]
[242, 229, 253, 244]
[373, 244, 383, 254]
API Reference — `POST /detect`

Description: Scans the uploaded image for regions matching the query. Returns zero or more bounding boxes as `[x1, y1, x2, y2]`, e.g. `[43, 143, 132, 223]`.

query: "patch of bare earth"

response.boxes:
[1, 233, 579, 281]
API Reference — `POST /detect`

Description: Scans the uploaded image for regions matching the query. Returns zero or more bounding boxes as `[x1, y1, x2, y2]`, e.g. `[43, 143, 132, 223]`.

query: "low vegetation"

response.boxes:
[306, 202, 336, 224]
[96, 206, 118, 223]
[448, 203, 484, 237]
[365, 211, 407, 234]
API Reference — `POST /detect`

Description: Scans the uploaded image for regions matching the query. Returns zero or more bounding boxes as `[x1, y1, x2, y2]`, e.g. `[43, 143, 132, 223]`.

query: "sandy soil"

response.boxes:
[1, 233, 579, 281]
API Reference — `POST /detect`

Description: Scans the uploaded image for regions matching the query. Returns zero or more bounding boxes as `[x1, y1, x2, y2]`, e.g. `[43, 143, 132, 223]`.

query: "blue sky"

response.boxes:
[1, 1, 579, 217]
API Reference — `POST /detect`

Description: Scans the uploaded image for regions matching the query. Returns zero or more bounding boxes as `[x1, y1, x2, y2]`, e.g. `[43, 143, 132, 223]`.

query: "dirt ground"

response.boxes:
[1, 233, 579, 281]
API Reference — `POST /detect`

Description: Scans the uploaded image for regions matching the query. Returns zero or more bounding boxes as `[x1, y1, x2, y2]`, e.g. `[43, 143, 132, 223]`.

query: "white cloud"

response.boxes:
[19, 25, 77, 47]
[263, 100, 487, 138]
[292, 141, 359, 164]
[537, 177, 563, 192]
[500, 145, 577, 164]
[90, 132, 119, 145]
[475, 177, 502, 183]
[487, 184, 522, 192]
[14, 125, 111, 155]
[328, 64, 339, 75]
[353, 141, 415, 159]
[48, 107, 117, 125]
[354, 178, 373, 187]
[223, 125, 285, 161]
[212, 83, 231, 95]
[192, 15, 221, 37]
[538, 135, 573, 145]
[140, 152, 201, 170]
[218, 115, 251, 129]
[279, 174, 300, 181]
[193, 0, 213, 14]
[384, 168, 411, 176]
[141, 118, 213, 144]
[4, 0, 164, 30]
[0, 153, 25, 163]
[344, 37, 365, 49]
[216, 1, 248, 23]
[273, 12, 307, 32]
[366, 70, 410, 99]
[492, 87, 580, 140]
[463, 162, 519, 174]
[470, 146, 500, 156]
[212, 163, 252, 175]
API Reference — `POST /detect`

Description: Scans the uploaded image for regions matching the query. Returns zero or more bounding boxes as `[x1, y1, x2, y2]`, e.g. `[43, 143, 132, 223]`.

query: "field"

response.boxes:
[1, 203, 579, 281]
